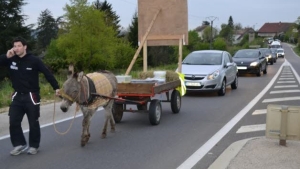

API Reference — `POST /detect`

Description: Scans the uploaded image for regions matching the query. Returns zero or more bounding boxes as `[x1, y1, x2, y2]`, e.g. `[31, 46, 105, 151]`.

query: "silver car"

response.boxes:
[276, 48, 285, 58]
[178, 50, 238, 96]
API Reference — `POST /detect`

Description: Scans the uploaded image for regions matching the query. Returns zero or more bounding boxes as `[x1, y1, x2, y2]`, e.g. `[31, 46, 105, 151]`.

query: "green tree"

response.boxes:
[0, 0, 34, 81]
[127, 12, 138, 48]
[213, 37, 227, 50]
[46, 0, 134, 72]
[172, 30, 210, 62]
[234, 23, 243, 30]
[93, 0, 121, 35]
[36, 9, 60, 54]
[202, 21, 210, 26]
[44, 39, 68, 72]
[186, 30, 201, 51]
[219, 16, 234, 45]
[228, 16, 234, 29]
[0, 0, 34, 54]
[202, 26, 218, 43]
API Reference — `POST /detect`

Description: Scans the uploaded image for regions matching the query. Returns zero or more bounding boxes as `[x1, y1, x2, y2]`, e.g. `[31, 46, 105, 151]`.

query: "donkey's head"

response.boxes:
[60, 71, 85, 112]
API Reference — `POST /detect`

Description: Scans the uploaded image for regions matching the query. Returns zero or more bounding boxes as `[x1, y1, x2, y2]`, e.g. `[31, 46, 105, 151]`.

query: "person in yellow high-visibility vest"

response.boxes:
[176, 72, 186, 96]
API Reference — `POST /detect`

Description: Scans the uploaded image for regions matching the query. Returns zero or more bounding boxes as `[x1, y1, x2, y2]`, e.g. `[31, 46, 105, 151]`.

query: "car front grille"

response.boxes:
[205, 85, 217, 89]
[186, 86, 204, 89]
[185, 76, 205, 80]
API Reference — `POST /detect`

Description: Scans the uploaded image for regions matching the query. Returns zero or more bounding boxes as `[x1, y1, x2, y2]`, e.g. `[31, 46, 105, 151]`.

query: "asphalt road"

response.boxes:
[0, 43, 298, 169]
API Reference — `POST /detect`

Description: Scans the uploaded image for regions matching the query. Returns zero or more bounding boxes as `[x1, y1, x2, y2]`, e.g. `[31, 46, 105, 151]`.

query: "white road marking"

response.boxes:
[281, 73, 292, 74]
[252, 109, 267, 115]
[279, 78, 294, 80]
[236, 124, 266, 133]
[176, 60, 286, 169]
[270, 90, 300, 94]
[274, 85, 299, 88]
[280, 75, 294, 77]
[262, 96, 300, 103]
[0, 107, 103, 141]
[277, 81, 295, 83]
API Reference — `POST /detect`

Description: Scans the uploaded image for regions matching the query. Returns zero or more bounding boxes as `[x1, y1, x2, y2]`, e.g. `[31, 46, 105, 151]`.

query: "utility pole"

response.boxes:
[206, 16, 218, 50]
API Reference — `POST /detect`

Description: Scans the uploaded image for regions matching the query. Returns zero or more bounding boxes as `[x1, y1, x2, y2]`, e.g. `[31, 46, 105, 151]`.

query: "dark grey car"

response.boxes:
[233, 49, 268, 76]
[259, 48, 276, 65]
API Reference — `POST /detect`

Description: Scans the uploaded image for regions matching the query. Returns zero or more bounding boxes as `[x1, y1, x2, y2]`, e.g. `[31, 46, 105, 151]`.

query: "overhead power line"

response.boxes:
[206, 16, 218, 50]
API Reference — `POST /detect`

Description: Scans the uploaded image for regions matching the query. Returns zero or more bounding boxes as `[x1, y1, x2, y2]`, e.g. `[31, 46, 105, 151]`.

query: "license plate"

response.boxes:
[237, 66, 247, 70]
[185, 82, 201, 86]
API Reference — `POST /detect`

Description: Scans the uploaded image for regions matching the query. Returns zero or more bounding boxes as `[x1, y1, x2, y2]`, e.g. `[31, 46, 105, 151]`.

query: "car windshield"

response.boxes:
[234, 50, 258, 58]
[270, 48, 277, 53]
[182, 52, 222, 65]
[270, 45, 281, 48]
[259, 49, 270, 54]
[277, 49, 284, 52]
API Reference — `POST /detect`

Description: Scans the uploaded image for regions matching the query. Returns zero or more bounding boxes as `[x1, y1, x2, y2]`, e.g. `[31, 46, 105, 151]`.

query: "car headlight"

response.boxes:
[268, 55, 272, 58]
[207, 70, 220, 80]
[250, 62, 258, 66]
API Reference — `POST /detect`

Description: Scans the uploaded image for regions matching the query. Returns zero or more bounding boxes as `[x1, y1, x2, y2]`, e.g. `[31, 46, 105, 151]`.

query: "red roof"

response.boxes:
[258, 22, 293, 33]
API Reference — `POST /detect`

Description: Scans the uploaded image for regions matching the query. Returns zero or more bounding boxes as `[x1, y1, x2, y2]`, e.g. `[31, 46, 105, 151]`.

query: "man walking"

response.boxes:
[0, 37, 60, 155]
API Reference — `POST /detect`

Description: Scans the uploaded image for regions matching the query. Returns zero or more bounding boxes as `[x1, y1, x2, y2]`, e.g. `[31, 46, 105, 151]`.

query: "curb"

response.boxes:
[208, 137, 260, 169]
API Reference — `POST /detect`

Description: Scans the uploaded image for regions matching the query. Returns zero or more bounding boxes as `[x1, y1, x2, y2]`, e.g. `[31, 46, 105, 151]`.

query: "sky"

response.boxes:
[22, 0, 300, 31]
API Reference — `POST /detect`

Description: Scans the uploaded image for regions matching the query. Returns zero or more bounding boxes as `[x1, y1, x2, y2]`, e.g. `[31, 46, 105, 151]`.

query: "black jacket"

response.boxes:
[0, 53, 59, 93]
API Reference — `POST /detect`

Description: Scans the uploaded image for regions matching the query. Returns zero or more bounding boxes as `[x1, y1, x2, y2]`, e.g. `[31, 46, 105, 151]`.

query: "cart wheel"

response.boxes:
[171, 90, 181, 114]
[137, 104, 147, 110]
[149, 99, 162, 125]
[112, 103, 123, 123]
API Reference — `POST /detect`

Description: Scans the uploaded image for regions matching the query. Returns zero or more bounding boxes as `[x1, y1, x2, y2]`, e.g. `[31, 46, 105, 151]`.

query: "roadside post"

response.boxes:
[266, 104, 300, 146]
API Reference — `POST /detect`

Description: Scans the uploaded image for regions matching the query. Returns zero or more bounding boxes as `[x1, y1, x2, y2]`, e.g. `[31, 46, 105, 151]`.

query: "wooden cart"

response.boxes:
[112, 79, 182, 125]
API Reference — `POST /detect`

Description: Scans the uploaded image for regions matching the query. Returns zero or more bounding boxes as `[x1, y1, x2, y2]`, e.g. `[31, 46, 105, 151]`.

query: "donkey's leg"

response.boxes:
[102, 100, 115, 138]
[81, 108, 95, 146]
[108, 100, 116, 132]
[101, 118, 109, 139]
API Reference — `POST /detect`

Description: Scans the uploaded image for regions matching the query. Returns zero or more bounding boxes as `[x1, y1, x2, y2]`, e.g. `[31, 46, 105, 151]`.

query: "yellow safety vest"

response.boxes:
[176, 72, 186, 96]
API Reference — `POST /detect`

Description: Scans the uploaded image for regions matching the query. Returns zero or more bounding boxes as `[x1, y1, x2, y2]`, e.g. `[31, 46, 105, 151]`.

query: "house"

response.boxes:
[194, 25, 209, 39]
[257, 22, 294, 37]
[232, 28, 255, 44]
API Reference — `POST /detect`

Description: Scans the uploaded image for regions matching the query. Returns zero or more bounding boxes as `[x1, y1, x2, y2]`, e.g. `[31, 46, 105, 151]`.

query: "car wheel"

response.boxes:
[218, 80, 226, 96]
[231, 75, 238, 89]
[270, 61, 273, 65]
[256, 66, 261, 77]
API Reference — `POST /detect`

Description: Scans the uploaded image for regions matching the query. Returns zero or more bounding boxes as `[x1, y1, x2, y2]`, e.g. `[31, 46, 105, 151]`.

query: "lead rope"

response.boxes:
[53, 93, 79, 135]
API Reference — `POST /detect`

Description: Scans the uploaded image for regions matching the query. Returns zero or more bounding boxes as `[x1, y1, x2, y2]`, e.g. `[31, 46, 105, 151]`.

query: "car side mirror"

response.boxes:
[226, 62, 233, 67]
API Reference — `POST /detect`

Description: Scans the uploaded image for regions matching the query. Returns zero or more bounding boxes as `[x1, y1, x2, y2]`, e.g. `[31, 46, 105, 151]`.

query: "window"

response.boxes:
[224, 53, 230, 64]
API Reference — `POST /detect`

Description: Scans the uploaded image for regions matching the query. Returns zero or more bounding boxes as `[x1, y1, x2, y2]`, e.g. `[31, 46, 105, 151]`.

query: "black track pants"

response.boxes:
[9, 92, 41, 148]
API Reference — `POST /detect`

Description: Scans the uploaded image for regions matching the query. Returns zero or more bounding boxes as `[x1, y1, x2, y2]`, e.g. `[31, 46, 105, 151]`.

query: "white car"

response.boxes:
[270, 41, 282, 48]
[277, 48, 285, 58]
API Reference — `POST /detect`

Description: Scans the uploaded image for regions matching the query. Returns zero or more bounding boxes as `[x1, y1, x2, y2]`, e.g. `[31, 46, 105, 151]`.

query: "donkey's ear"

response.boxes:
[67, 71, 73, 79]
[77, 71, 84, 82]
[68, 64, 74, 74]
[67, 64, 74, 79]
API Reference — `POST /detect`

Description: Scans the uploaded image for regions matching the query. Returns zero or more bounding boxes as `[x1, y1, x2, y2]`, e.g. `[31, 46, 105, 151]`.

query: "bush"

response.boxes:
[213, 38, 227, 50]
[227, 46, 243, 56]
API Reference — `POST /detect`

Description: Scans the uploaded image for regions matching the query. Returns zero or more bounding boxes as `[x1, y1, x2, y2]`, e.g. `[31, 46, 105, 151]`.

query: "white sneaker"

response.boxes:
[10, 145, 28, 156]
[27, 147, 38, 155]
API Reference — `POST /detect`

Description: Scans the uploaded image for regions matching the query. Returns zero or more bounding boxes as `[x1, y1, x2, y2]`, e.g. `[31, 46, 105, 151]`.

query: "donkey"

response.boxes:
[60, 69, 117, 147]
